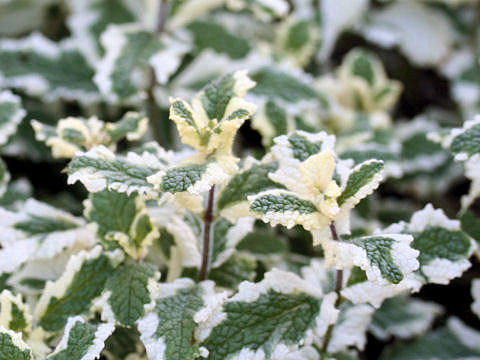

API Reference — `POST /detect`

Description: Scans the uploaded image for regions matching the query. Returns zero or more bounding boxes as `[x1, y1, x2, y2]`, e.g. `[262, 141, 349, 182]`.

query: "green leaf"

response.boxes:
[0, 33, 98, 103]
[138, 279, 207, 360]
[47, 317, 114, 360]
[450, 123, 480, 157]
[188, 21, 251, 59]
[35, 246, 123, 333]
[67, 146, 161, 196]
[100, 263, 160, 326]
[412, 227, 473, 265]
[0, 328, 32, 360]
[370, 296, 442, 340]
[85, 190, 158, 259]
[218, 161, 283, 210]
[237, 231, 289, 255]
[0, 91, 25, 146]
[337, 160, 384, 208]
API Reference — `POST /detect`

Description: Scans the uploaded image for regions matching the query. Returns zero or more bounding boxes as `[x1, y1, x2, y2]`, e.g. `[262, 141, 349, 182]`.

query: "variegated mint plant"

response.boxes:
[1, 0, 480, 359]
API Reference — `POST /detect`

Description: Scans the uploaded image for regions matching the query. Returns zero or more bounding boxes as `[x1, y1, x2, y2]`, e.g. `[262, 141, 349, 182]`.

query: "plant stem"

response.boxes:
[321, 222, 343, 357]
[146, 0, 171, 147]
[199, 185, 216, 281]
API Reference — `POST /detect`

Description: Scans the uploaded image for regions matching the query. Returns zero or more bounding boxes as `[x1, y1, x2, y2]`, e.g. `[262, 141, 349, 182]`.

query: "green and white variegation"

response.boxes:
[198, 269, 338, 359]
[138, 278, 222, 360]
[0, 33, 99, 103]
[385, 204, 477, 285]
[34, 246, 124, 333]
[381, 317, 480, 360]
[32, 112, 148, 159]
[472, 279, 480, 319]
[0, 199, 96, 273]
[67, 145, 171, 196]
[46, 316, 115, 360]
[226, 0, 289, 21]
[327, 302, 375, 353]
[248, 131, 384, 241]
[94, 24, 189, 103]
[0, 90, 25, 146]
[429, 115, 480, 209]
[369, 295, 443, 340]
[148, 70, 257, 195]
[314, 233, 419, 286]
[0, 157, 10, 197]
[0, 326, 33, 360]
[0, 289, 32, 334]
[85, 190, 159, 259]
[93, 262, 160, 327]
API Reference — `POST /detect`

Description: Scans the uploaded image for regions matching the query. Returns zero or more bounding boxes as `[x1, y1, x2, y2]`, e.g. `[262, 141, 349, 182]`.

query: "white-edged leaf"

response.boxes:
[32, 112, 148, 159]
[93, 262, 160, 327]
[226, 0, 289, 21]
[0, 289, 32, 334]
[199, 269, 339, 359]
[0, 33, 99, 103]
[46, 316, 115, 360]
[0, 90, 25, 146]
[472, 279, 480, 319]
[138, 278, 221, 360]
[34, 246, 124, 333]
[94, 24, 189, 102]
[0, 326, 33, 360]
[0, 157, 10, 197]
[315, 233, 419, 285]
[429, 115, 480, 209]
[0, 199, 96, 273]
[381, 317, 480, 360]
[328, 302, 374, 353]
[370, 295, 443, 340]
[85, 190, 159, 259]
[67, 145, 168, 196]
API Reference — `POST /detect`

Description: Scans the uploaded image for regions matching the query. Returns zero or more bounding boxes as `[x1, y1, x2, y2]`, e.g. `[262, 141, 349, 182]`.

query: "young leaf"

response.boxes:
[138, 279, 219, 360]
[94, 262, 160, 327]
[0, 290, 32, 334]
[34, 246, 124, 333]
[85, 190, 159, 259]
[32, 112, 148, 159]
[67, 146, 166, 196]
[370, 296, 443, 340]
[0, 327, 32, 360]
[199, 269, 338, 359]
[46, 316, 115, 360]
[0, 90, 25, 146]
[0, 33, 99, 103]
